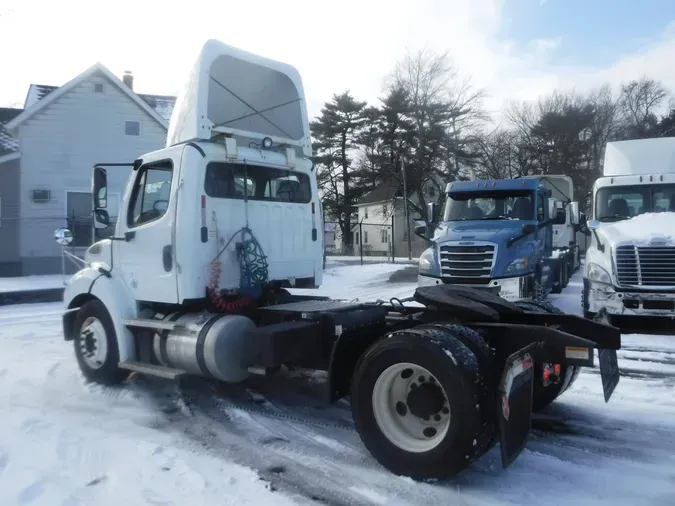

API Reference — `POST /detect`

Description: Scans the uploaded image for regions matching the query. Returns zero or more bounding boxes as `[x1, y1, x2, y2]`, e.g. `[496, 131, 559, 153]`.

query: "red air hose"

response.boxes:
[208, 258, 252, 312]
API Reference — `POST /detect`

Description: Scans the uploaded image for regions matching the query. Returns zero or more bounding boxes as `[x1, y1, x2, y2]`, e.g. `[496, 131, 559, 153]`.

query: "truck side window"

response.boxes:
[537, 194, 545, 222]
[204, 162, 311, 203]
[127, 161, 174, 227]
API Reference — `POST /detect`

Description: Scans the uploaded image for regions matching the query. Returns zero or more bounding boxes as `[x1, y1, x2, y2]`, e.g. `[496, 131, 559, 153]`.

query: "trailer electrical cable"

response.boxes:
[208, 161, 269, 311]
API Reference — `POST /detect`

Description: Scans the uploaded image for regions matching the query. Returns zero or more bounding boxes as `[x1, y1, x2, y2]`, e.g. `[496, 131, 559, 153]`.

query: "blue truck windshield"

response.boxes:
[443, 190, 535, 221]
[595, 184, 675, 222]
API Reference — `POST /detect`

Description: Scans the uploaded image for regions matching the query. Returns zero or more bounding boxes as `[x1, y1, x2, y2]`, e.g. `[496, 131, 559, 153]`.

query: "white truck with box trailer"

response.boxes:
[53, 39, 622, 480]
[583, 137, 675, 320]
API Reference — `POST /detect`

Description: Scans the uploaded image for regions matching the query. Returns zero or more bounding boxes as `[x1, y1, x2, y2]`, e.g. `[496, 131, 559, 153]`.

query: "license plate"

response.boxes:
[598, 348, 620, 403]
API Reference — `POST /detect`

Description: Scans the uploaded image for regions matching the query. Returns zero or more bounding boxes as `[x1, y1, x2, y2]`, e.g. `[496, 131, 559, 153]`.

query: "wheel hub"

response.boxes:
[371, 362, 452, 453]
[78, 317, 108, 370]
[407, 381, 445, 419]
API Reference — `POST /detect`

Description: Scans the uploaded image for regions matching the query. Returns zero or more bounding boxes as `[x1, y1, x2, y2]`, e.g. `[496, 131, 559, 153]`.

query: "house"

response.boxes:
[1, 63, 176, 276]
[349, 175, 445, 258]
[0, 107, 23, 276]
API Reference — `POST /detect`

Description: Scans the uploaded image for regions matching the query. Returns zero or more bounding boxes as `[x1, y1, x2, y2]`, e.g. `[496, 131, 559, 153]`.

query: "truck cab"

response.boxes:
[582, 137, 675, 319]
[416, 178, 567, 301]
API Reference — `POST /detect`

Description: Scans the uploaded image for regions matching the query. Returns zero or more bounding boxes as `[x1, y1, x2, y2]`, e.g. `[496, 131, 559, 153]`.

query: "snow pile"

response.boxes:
[606, 212, 675, 243]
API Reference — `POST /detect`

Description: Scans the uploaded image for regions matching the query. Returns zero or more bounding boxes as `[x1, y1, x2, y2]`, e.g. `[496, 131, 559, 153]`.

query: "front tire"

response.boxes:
[350, 327, 495, 480]
[73, 300, 129, 386]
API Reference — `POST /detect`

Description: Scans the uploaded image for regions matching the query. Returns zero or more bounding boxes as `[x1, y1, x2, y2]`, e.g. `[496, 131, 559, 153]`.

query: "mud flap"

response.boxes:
[498, 343, 536, 469]
[593, 307, 620, 403]
[598, 348, 620, 402]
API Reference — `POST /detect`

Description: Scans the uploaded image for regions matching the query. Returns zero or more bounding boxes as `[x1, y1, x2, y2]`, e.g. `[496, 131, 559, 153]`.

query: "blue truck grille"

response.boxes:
[615, 245, 675, 287]
[439, 243, 496, 279]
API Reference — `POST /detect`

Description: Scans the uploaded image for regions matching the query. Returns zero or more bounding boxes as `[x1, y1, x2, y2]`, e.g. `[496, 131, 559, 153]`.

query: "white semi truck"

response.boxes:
[583, 137, 675, 320]
[53, 39, 622, 480]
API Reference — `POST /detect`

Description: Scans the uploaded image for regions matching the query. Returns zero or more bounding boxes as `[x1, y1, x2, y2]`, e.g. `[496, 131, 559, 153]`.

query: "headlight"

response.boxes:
[505, 257, 529, 274]
[418, 249, 435, 272]
[587, 262, 611, 284]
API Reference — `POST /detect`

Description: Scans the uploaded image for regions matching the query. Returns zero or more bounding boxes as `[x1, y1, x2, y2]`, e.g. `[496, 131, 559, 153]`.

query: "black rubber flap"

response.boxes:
[414, 285, 509, 322]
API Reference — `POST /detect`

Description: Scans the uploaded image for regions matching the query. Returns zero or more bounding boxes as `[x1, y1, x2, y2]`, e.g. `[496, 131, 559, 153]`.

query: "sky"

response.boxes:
[2, 0, 675, 123]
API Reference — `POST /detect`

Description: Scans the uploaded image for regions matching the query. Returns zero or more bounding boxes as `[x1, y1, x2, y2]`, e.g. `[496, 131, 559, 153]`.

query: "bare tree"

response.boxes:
[618, 77, 669, 137]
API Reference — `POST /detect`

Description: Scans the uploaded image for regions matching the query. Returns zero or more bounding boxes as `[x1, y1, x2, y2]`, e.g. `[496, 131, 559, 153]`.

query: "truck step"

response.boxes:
[123, 318, 177, 331]
[118, 361, 186, 380]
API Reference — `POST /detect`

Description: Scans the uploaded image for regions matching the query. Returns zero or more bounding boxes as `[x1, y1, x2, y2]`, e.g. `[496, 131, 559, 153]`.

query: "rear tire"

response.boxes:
[514, 300, 581, 412]
[73, 300, 129, 386]
[350, 326, 496, 480]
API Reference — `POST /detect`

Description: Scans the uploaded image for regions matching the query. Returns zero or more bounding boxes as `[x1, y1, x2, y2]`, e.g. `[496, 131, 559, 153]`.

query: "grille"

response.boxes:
[439, 243, 496, 279]
[615, 245, 675, 287]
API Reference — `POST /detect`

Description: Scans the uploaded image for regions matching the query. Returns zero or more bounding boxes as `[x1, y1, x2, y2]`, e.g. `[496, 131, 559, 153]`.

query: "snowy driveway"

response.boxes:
[1, 263, 675, 505]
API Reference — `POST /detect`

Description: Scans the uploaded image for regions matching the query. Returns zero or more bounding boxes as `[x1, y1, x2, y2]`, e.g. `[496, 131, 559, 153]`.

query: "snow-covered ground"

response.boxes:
[1, 264, 675, 505]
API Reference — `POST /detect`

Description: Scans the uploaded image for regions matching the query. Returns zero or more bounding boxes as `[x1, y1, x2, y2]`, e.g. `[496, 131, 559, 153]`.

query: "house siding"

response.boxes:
[0, 157, 21, 276]
[16, 72, 168, 275]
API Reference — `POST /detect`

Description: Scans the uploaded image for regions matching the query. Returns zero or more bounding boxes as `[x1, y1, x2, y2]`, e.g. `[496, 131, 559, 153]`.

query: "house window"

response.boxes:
[364, 231, 368, 244]
[125, 120, 141, 136]
[94, 83, 104, 93]
[382, 204, 388, 215]
[381, 229, 388, 243]
[354, 232, 359, 244]
[364, 208, 368, 219]
[127, 161, 173, 228]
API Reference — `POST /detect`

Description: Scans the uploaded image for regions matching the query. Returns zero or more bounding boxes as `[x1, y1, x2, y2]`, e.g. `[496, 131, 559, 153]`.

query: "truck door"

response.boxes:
[114, 154, 181, 303]
[536, 192, 553, 286]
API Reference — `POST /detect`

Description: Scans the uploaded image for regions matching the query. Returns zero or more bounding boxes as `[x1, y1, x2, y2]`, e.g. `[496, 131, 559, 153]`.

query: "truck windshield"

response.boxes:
[443, 190, 535, 221]
[595, 184, 675, 222]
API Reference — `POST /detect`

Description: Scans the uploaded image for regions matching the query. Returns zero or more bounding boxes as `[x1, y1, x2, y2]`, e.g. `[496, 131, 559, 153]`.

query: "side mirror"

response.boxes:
[521, 223, 536, 235]
[553, 208, 567, 225]
[93, 209, 110, 229]
[427, 202, 437, 224]
[93, 166, 108, 209]
[54, 227, 74, 246]
[414, 224, 427, 239]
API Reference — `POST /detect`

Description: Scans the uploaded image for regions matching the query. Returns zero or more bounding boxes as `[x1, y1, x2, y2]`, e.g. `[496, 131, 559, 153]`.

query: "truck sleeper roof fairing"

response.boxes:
[604, 138, 675, 177]
[167, 39, 312, 158]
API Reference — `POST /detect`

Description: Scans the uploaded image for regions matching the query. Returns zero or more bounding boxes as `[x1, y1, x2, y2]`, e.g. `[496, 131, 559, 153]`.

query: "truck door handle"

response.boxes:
[162, 245, 172, 272]
[124, 231, 136, 241]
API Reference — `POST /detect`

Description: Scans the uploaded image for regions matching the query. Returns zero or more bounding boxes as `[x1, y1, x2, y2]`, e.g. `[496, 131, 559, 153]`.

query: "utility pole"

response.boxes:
[402, 160, 412, 261]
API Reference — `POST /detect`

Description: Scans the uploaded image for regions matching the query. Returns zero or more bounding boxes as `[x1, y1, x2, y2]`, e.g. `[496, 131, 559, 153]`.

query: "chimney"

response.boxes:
[122, 70, 133, 90]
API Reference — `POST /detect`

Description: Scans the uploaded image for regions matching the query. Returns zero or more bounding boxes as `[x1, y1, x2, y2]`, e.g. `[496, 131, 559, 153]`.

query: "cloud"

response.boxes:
[1, 0, 675, 127]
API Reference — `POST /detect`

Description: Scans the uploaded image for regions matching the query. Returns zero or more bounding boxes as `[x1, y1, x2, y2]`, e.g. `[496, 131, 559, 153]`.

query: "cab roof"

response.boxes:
[447, 178, 542, 193]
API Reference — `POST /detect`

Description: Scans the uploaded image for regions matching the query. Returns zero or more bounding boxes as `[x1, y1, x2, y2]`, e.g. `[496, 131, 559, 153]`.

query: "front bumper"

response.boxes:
[418, 273, 535, 301]
[587, 280, 675, 317]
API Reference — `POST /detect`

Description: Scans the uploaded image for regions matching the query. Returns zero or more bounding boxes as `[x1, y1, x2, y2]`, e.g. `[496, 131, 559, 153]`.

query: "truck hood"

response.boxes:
[433, 221, 525, 244]
[596, 212, 675, 246]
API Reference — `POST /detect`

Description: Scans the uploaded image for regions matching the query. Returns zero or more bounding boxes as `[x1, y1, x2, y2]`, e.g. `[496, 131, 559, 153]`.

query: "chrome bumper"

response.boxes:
[417, 274, 534, 301]
[588, 281, 675, 317]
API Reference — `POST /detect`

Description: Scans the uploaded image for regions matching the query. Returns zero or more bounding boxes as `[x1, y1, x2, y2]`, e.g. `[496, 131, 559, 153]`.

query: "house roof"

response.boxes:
[0, 107, 22, 158]
[6, 62, 176, 134]
[355, 183, 402, 207]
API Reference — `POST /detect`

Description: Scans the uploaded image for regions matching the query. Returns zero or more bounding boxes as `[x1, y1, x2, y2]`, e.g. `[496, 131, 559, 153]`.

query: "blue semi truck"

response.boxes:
[415, 177, 582, 301]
